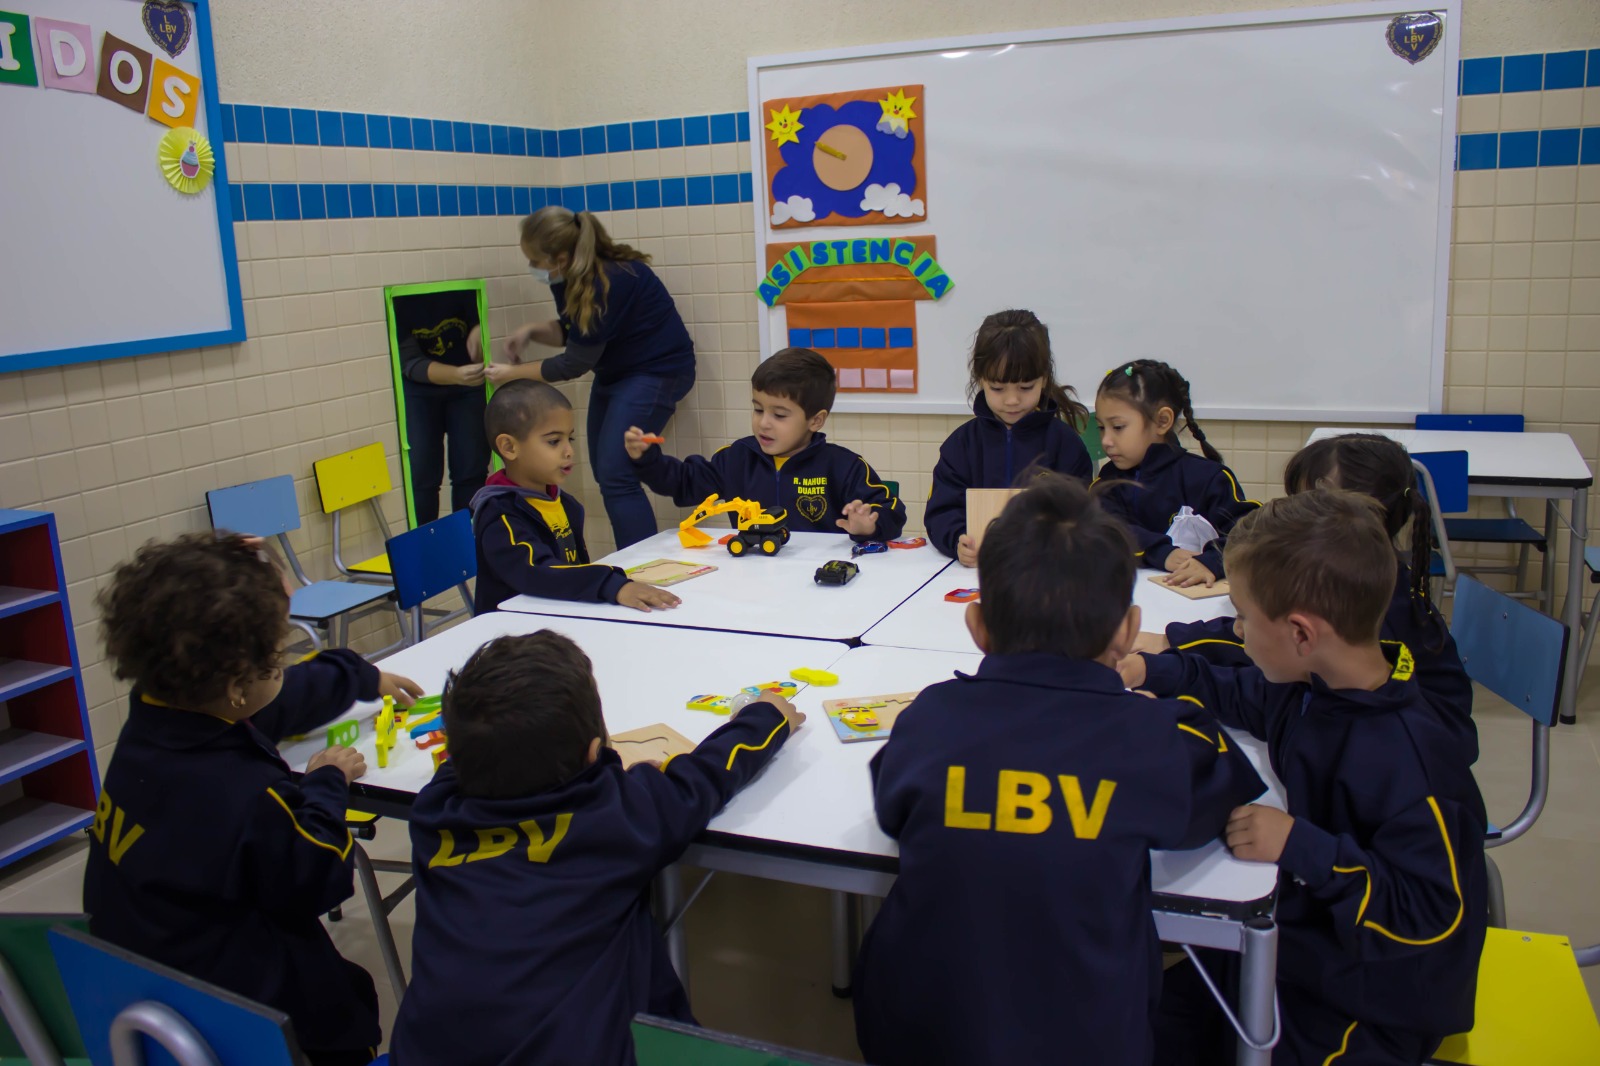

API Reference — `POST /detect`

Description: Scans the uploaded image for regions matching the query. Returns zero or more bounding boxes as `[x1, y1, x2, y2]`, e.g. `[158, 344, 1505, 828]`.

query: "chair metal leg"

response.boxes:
[1485, 853, 1506, 929]
[109, 1001, 219, 1066]
[0, 955, 64, 1066]
[353, 844, 408, 1001]
[1514, 544, 1530, 598]
[830, 891, 852, 997]
[657, 867, 689, 991]
[289, 619, 323, 651]
[410, 605, 426, 646]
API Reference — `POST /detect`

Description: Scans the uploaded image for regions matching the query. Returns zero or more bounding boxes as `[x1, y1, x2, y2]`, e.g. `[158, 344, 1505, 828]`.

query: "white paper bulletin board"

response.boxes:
[749, 3, 1460, 421]
[0, 0, 243, 373]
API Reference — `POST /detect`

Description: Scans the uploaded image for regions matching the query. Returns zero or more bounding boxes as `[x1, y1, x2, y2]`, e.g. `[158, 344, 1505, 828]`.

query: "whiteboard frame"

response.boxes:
[1, 0, 245, 374]
[746, 1, 1459, 422]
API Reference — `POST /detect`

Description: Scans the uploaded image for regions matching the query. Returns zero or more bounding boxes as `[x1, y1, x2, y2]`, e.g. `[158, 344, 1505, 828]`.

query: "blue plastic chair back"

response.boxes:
[385, 509, 476, 610]
[48, 927, 301, 1066]
[1450, 575, 1567, 727]
[1413, 450, 1469, 514]
[205, 476, 302, 538]
[1416, 413, 1524, 433]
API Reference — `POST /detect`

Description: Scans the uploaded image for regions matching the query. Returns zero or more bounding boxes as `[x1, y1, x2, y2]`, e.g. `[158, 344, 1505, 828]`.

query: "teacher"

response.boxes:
[489, 207, 696, 549]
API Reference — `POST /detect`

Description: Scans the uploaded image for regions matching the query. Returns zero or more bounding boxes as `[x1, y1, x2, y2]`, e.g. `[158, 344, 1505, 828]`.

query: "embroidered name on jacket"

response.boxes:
[794, 475, 829, 522]
[525, 497, 578, 562]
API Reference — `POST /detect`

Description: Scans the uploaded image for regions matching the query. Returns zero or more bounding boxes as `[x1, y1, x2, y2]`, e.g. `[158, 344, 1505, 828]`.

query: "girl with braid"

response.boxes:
[1093, 360, 1258, 588]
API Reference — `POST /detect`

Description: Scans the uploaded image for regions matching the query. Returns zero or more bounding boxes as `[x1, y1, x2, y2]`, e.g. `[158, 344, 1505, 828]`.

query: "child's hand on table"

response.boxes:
[378, 672, 423, 708]
[1225, 804, 1294, 863]
[837, 500, 879, 536]
[1164, 556, 1218, 588]
[956, 534, 978, 568]
[741, 692, 806, 733]
[618, 581, 681, 612]
[307, 745, 367, 784]
[623, 426, 654, 461]
[1115, 653, 1147, 690]
[1132, 632, 1169, 655]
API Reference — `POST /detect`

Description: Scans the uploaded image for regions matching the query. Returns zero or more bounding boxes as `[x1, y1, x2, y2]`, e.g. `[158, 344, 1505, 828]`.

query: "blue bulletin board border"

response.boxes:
[0, 0, 245, 375]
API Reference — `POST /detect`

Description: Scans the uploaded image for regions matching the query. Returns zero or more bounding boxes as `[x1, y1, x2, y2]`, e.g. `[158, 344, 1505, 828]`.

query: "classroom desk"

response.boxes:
[497, 530, 953, 642]
[862, 565, 1237, 655]
[1309, 427, 1592, 723]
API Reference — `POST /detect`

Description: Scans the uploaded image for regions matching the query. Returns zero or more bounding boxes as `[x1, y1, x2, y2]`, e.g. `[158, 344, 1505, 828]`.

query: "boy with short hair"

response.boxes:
[1122, 490, 1488, 1066]
[470, 380, 680, 613]
[624, 347, 907, 540]
[389, 630, 806, 1066]
[853, 475, 1265, 1066]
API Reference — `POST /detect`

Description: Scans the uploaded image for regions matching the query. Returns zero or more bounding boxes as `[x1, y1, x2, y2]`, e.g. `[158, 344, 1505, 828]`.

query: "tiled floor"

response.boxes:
[3, 669, 1596, 1061]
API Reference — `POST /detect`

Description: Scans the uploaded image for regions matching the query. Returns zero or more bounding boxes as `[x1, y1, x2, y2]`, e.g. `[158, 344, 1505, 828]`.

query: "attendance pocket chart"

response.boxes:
[823, 690, 921, 743]
[625, 559, 718, 587]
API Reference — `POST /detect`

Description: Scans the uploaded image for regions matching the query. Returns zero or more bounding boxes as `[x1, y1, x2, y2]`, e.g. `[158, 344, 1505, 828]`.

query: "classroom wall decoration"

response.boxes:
[0, 0, 242, 373]
[763, 84, 926, 229]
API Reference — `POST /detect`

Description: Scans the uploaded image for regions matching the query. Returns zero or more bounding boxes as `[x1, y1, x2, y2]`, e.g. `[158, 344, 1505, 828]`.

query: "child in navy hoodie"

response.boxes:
[625, 347, 907, 541]
[390, 630, 805, 1066]
[1121, 491, 1487, 1066]
[1094, 359, 1257, 588]
[1158, 434, 1476, 763]
[924, 309, 1093, 564]
[469, 380, 680, 614]
[853, 475, 1265, 1066]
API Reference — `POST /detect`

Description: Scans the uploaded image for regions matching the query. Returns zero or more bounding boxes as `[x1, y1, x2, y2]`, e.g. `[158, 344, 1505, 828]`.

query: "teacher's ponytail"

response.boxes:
[518, 207, 649, 336]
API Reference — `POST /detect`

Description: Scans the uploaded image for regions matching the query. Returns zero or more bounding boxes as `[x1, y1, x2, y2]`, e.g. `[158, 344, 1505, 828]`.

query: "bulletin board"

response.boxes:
[0, 0, 243, 373]
[748, 2, 1460, 421]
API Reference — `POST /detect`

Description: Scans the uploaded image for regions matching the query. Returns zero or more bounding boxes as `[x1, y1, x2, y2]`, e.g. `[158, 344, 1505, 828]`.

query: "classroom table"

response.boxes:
[496, 530, 953, 642]
[1308, 427, 1592, 723]
[862, 565, 1237, 655]
[290, 615, 1285, 1065]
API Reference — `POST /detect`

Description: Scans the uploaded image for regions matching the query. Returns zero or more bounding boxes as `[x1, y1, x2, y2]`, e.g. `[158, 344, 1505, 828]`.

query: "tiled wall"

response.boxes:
[2, 48, 1597, 772]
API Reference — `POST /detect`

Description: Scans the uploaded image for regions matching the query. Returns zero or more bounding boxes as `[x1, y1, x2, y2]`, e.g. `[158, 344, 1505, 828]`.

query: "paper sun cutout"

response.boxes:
[877, 89, 917, 138]
[158, 126, 214, 194]
[766, 104, 804, 147]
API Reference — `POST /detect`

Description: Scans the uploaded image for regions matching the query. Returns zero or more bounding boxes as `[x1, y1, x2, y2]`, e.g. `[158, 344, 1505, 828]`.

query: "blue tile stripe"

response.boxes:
[1458, 49, 1595, 95]
[230, 175, 755, 222]
[220, 104, 752, 156]
[1455, 127, 1599, 171]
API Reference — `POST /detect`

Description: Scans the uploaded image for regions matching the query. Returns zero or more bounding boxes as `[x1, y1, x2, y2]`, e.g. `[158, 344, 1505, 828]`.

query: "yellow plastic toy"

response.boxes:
[790, 668, 839, 686]
[686, 693, 735, 714]
[678, 494, 790, 556]
[375, 696, 397, 769]
[838, 709, 881, 731]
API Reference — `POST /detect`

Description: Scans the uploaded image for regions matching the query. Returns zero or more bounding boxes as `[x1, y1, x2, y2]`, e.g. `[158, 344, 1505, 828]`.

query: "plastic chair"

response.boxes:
[385, 510, 475, 646]
[0, 914, 88, 1066]
[1415, 415, 1548, 605]
[47, 926, 307, 1066]
[1430, 928, 1600, 1064]
[313, 444, 399, 585]
[206, 475, 397, 650]
[1576, 547, 1598, 691]
[1411, 453, 1463, 587]
[1450, 575, 1567, 927]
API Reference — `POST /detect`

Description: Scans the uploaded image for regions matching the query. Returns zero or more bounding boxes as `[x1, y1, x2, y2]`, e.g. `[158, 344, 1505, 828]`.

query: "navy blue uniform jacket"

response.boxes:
[854, 654, 1266, 1066]
[83, 651, 381, 1054]
[546, 261, 696, 386]
[390, 703, 794, 1066]
[470, 471, 629, 613]
[1164, 563, 1478, 764]
[1141, 644, 1488, 1038]
[1094, 443, 1257, 576]
[924, 395, 1093, 558]
[633, 432, 907, 541]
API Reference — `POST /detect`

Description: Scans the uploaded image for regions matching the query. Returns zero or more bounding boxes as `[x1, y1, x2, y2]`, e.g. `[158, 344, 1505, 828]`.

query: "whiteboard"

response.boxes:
[0, 0, 242, 372]
[749, 2, 1458, 421]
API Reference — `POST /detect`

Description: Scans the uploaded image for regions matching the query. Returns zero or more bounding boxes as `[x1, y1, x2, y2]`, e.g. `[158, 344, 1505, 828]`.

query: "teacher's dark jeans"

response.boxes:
[588, 371, 695, 548]
[405, 383, 489, 524]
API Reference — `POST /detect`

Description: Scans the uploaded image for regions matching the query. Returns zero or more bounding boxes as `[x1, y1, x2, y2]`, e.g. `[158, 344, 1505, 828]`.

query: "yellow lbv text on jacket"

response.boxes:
[427, 813, 574, 868]
[91, 789, 145, 866]
[942, 766, 1117, 839]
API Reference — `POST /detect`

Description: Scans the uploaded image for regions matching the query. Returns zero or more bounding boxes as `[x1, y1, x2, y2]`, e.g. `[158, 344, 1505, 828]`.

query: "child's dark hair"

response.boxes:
[977, 474, 1135, 659]
[969, 310, 1089, 430]
[441, 631, 606, 799]
[1224, 490, 1395, 645]
[1096, 360, 1221, 463]
[99, 533, 290, 706]
[484, 380, 572, 459]
[751, 347, 836, 418]
[1284, 433, 1439, 637]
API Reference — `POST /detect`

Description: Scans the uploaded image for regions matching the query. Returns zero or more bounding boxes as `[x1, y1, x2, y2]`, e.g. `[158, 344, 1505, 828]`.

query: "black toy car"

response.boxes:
[814, 560, 859, 586]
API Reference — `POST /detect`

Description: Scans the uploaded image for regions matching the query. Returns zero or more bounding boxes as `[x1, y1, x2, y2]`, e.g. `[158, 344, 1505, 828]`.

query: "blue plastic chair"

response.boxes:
[1411, 451, 1466, 585]
[1450, 574, 1568, 927]
[385, 509, 476, 645]
[206, 475, 398, 650]
[1415, 415, 1548, 603]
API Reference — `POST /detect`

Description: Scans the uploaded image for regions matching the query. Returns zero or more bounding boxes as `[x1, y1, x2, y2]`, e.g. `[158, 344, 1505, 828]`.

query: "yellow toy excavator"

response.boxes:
[678, 493, 791, 556]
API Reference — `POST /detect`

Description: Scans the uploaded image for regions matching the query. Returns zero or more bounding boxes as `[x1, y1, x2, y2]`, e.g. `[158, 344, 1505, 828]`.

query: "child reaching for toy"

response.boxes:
[1093, 360, 1258, 587]
[924, 309, 1093, 565]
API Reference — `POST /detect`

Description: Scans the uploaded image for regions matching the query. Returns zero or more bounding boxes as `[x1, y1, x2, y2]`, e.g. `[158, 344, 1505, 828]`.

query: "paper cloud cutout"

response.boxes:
[876, 117, 910, 139]
[771, 194, 816, 225]
[860, 182, 924, 219]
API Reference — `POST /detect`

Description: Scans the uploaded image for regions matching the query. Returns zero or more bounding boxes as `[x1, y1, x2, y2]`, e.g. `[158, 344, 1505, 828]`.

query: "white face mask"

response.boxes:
[528, 265, 558, 285]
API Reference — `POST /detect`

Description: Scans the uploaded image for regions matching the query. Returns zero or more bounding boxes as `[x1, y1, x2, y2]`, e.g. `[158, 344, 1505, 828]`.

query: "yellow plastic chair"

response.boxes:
[1431, 929, 1600, 1065]
[313, 443, 397, 584]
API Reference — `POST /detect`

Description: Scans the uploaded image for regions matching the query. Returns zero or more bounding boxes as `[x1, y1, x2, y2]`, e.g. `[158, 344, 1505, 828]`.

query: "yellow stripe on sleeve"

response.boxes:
[725, 719, 789, 771]
[1335, 796, 1463, 946]
[502, 514, 538, 567]
[1322, 1022, 1358, 1065]
[265, 787, 354, 860]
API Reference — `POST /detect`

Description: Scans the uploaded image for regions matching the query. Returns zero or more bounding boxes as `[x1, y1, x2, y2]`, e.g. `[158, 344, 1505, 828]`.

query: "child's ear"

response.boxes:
[495, 433, 518, 459]
[1286, 611, 1318, 656]
[807, 408, 829, 432]
[585, 737, 603, 766]
[1153, 406, 1177, 435]
[964, 601, 989, 653]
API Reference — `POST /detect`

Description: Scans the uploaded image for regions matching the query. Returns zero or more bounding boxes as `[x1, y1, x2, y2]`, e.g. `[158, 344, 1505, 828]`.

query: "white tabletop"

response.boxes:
[862, 566, 1238, 655]
[1308, 428, 1592, 487]
[497, 529, 953, 641]
[281, 613, 850, 800]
